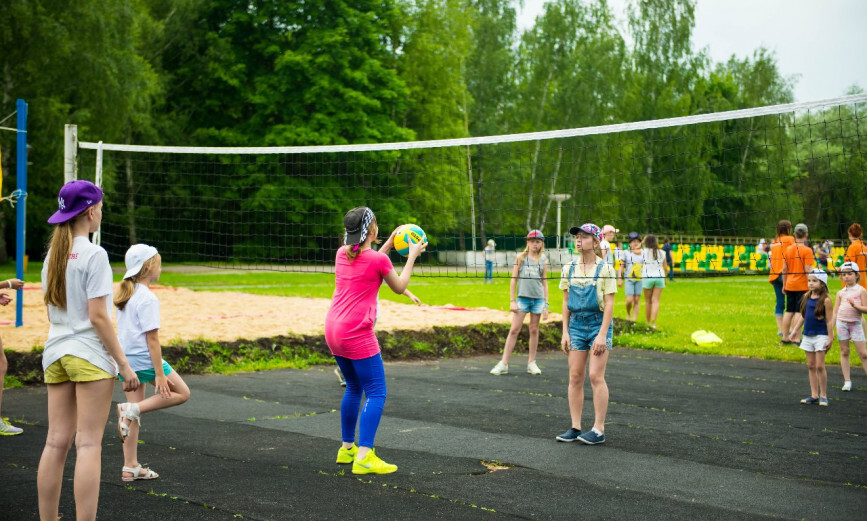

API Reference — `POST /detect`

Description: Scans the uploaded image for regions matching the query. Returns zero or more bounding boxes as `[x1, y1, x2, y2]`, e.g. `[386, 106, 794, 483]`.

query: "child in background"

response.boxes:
[37, 181, 140, 521]
[641, 234, 668, 329]
[833, 262, 867, 391]
[490, 230, 549, 376]
[115, 244, 191, 481]
[797, 269, 833, 406]
[0, 277, 25, 435]
[618, 232, 643, 322]
[326, 207, 426, 474]
[600, 225, 619, 266]
[556, 223, 616, 445]
[484, 239, 496, 283]
[781, 223, 815, 345]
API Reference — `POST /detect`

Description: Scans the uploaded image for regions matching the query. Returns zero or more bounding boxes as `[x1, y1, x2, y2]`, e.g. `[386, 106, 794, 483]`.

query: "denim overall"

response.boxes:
[567, 261, 613, 351]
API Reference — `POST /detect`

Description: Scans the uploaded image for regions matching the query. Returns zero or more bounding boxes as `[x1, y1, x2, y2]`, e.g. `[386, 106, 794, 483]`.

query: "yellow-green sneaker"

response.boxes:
[336, 443, 357, 464]
[352, 449, 397, 475]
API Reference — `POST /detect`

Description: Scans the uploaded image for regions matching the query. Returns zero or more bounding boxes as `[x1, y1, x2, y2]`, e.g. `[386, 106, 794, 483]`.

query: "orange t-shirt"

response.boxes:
[768, 235, 794, 282]
[783, 242, 815, 292]
[844, 239, 867, 290]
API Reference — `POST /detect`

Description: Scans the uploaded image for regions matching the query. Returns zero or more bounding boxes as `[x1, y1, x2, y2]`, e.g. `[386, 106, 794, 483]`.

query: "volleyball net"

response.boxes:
[66, 93, 867, 277]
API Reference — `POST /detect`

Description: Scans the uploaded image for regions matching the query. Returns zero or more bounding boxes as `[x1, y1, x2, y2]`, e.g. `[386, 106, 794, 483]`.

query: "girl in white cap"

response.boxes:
[114, 244, 190, 481]
[832, 261, 867, 391]
[797, 269, 833, 406]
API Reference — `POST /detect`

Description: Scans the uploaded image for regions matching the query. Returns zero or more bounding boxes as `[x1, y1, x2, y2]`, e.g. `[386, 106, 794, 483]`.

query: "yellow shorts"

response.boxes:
[44, 355, 115, 384]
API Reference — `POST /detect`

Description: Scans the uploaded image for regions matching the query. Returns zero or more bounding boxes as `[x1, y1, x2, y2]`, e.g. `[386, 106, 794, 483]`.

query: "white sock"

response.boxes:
[592, 428, 604, 436]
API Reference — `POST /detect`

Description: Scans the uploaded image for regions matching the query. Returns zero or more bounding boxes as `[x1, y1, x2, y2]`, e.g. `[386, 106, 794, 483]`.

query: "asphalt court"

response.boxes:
[1, 348, 865, 520]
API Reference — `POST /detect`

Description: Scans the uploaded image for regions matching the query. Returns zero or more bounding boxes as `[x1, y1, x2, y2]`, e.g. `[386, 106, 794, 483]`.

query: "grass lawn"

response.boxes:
[3, 261, 848, 364]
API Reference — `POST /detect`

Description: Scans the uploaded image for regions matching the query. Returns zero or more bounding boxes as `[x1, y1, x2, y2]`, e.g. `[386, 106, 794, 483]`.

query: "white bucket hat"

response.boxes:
[123, 244, 159, 280]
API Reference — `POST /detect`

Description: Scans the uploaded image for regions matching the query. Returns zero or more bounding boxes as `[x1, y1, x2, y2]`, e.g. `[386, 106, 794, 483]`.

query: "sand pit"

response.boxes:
[0, 284, 560, 352]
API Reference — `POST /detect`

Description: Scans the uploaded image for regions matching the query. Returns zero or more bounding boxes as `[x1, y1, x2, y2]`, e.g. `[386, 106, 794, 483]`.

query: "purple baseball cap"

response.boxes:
[47, 180, 103, 224]
[569, 223, 602, 241]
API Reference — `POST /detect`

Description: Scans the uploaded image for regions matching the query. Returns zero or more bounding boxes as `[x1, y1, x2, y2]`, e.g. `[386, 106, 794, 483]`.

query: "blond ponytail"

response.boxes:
[44, 223, 74, 309]
[114, 279, 136, 311]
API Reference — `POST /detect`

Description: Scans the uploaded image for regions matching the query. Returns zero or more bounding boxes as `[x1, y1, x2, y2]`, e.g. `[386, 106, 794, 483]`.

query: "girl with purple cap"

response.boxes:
[37, 180, 141, 521]
[114, 244, 191, 482]
[325, 207, 426, 475]
[556, 223, 617, 445]
[490, 229, 549, 376]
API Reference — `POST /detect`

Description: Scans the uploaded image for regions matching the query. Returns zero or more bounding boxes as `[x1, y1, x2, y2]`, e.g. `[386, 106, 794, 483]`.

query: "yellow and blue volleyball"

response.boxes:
[394, 224, 427, 256]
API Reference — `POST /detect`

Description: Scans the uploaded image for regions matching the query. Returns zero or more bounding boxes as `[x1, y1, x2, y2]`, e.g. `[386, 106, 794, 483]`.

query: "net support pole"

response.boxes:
[15, 99, 27, 327]
[466, 145, 477, 264]
[64, 124, 78, 182]
[92, 141, 103, 245]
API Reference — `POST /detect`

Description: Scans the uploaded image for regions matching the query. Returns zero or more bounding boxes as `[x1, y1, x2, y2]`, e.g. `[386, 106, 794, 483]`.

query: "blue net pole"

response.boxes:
[15, 99, 27, 327]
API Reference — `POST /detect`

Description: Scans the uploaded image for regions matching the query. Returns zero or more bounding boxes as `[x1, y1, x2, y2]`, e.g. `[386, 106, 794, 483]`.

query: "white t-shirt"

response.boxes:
[117, 284, 162, 372]
[642, 248, 666, 279]
[600, 239, 613, 265]
[41, 236, 117, 375]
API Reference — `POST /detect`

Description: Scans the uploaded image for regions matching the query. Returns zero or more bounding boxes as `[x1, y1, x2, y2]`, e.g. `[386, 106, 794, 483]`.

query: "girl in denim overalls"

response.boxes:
[555, 223, 617, 445]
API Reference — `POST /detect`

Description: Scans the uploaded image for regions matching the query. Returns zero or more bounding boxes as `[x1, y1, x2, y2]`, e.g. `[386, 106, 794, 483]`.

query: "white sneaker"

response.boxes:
[526, 361, 542, 375]
[490, 361, 508, 375]
[0, 420, 23, 436]
[842, 381, 852, 392]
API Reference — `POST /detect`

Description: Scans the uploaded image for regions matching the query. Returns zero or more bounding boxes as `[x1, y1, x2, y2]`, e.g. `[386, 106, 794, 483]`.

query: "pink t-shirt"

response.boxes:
[325, 247, 394, 359]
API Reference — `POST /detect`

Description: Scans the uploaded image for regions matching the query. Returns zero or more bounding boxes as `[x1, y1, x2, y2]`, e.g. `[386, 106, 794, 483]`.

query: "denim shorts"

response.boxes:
[568, 312, 613, 351]
[771, 277, 785, 316]
[118, 360, 174, 384]
[642, 277, 665, 290]
[517, 296, 546, 314]
[625, 279, 642, 296]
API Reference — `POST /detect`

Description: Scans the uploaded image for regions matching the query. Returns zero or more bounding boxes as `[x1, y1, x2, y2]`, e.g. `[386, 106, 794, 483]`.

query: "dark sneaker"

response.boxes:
[555, 428, 582, 442]
[818, 398, 829, 407]
[800, 397, 819, 405]
[577, 430, 606, 445]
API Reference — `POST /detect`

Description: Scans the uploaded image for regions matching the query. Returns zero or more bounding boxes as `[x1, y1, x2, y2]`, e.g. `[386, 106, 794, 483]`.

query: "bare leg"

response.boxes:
[774, 314, 784, 336]
[840, 339, 851, 382]
[134, 372, 191, 414]
[567, 350, 589, 430]
[789, 314, 804, 343]
[625, 296, 634, 320]
[38, 382, 77, 521]
[649, 287, 664, 326]
[588, 350, 611, 433]
[72, 378, 114, 521]
[527, 313, 541, 364]
[499, 311, 527, 366]
[853, 340, 867, 376]
[121, 386, 147, 477]
[805, 352, 818, 398]
[782, 312, 794, 342]
[0, 346, 7, 419]
[816, 350, 828, 399]
[643, 288, 653, 324]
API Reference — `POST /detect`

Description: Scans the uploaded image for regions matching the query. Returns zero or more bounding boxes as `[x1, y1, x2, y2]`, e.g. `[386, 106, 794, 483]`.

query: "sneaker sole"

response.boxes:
[577, 436, 605, 445]
[0, 430, 23, 436]
[555, 435, 580, 442]
[352, 466, 397, 475]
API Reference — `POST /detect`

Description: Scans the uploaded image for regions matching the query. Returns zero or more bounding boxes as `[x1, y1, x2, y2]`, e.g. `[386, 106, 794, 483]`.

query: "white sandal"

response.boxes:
[116, 402, 141, 441]
[122, 464, 159, 482]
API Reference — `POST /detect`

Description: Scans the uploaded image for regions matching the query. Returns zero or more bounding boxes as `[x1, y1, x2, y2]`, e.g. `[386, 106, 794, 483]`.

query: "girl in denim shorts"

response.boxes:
[490, 230, 549, 376]
[555, 223, 617, 445]
[618, 232, 643, 321]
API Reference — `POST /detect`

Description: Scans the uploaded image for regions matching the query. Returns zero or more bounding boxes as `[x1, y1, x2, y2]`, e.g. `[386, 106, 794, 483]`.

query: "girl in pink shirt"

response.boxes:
[325, 207, 426, 475]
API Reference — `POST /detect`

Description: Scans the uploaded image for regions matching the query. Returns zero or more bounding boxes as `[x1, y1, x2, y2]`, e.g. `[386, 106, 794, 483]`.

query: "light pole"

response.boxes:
[547, 193, 571, 248]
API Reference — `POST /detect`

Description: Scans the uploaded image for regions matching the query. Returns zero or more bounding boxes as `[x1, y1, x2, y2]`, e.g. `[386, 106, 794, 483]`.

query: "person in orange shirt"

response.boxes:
[843, 223, 867, 291]
[781, 223, 815, 345]
[768, 220, 794, 337]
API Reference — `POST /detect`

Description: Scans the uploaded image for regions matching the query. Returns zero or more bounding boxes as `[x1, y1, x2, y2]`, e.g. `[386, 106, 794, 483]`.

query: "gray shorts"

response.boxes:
[625, 279, 642, 296]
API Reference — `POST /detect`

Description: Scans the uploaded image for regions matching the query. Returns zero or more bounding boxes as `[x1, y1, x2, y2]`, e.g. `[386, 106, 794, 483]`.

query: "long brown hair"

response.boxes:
[345, 217, 379, 262]
[43, 223, 75, 309]
[800, 278, 829, 320]
[644, 234, 660, 261]
[115, 255, 160, 311]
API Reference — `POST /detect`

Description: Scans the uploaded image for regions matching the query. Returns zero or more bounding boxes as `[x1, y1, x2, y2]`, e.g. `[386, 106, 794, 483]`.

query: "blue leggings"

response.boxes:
[334, 354, 387, 448]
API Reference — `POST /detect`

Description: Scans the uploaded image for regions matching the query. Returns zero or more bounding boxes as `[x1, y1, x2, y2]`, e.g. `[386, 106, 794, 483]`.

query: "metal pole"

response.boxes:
[93, 141, 103, 245]
[64, 124, 78, 182]
[556, 200, 562, 249]
[15, 99, 27, 327]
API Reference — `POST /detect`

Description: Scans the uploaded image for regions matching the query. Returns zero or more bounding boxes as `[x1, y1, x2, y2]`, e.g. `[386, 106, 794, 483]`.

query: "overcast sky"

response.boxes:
[516, 0, 866, 103]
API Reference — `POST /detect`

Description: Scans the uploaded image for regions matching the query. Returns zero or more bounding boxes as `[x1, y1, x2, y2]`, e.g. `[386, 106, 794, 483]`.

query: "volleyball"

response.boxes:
[394, 224, 427, 256]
